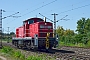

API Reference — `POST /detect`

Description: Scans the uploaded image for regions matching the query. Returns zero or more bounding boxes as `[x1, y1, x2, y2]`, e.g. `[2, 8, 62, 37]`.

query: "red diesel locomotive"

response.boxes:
[12, 17, 58, 49]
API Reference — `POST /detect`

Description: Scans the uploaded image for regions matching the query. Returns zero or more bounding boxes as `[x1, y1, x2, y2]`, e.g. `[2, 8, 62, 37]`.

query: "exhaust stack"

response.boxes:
[44, 17, 46, 22]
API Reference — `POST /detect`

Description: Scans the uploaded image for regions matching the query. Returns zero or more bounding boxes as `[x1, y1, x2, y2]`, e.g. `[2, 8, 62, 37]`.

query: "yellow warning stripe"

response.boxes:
[46, 33, 50, 49]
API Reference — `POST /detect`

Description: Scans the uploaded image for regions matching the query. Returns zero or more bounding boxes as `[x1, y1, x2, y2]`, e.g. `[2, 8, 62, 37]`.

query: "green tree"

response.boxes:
[56, 26, 75, 45]
[85, 18, 90, 33]
[10, 32, 15, 35]
[76, 18, 90, 45]
[56, 26, 64, 36]
[74, 34, 87, 44]
[76, 18, 86, 34]
[64, 29, 75, 36]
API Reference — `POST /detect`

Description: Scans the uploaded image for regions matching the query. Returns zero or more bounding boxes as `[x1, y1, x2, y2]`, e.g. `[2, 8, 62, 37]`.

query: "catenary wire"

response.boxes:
[3, 0, 58, 32]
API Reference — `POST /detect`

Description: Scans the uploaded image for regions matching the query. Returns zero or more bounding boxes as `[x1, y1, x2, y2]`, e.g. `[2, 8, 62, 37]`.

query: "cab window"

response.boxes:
[28, 20, 34, 24]
[37, 19, 43, 22]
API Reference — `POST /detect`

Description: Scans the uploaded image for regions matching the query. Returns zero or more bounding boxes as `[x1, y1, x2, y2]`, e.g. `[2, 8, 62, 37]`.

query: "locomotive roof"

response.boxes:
[23, 17, 44, 22]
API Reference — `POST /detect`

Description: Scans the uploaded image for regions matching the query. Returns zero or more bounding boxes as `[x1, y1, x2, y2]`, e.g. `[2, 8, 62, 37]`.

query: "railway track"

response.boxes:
[2, 42, 90, 60]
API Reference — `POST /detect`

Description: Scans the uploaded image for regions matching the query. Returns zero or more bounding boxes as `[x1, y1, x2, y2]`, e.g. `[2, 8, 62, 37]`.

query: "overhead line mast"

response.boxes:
[0, 9, 19, 48]
[51, 13, 58, 38]
[7, 27, 10, 43]
[0, 9, 3, 48]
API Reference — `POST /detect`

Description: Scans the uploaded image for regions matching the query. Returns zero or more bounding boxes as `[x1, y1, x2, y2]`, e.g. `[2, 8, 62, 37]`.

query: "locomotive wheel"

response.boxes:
[31, 42, 38, 51]
[17, 45, 20, 49]
[23, 43, 27, 49]
[31, 42, 34, 50]
[14, 42, 17, 46]
[17, 45, 22, 49]
[15, 42, 18, 47]
[26, 42, 32, 50]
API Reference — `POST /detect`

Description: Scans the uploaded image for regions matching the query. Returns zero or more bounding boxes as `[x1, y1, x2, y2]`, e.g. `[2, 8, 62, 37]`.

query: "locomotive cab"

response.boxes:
[23, 18, 44, 25]
[23, 18, 44, 37]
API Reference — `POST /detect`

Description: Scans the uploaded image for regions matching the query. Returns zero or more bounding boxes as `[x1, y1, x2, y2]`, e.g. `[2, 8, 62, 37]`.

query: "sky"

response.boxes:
[0, 0, 90, 33]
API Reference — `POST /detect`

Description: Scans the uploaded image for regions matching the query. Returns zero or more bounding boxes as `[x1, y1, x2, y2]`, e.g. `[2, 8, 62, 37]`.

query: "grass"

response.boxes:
[0, 46, 56, 60]
[59, 41, 90, 48]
